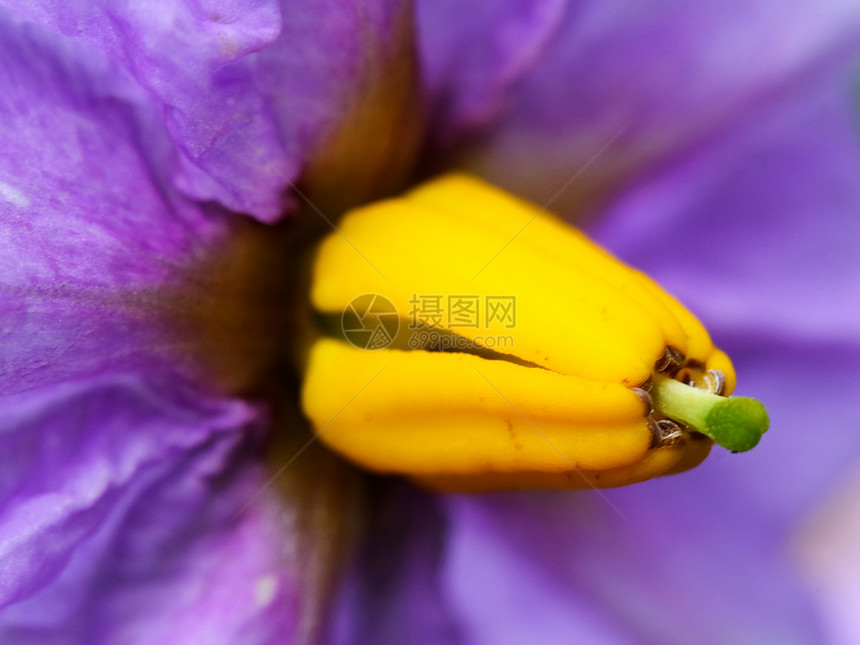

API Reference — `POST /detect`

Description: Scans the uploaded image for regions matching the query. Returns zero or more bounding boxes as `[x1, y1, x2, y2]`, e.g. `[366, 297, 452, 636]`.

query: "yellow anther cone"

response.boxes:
[301, 174, 749, 491]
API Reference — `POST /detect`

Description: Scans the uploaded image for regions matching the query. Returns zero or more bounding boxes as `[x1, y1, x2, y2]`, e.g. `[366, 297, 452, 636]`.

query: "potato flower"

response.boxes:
[1, 2, 859, 644]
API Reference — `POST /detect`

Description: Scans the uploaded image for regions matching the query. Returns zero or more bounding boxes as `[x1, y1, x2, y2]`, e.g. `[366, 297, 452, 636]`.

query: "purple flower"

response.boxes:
[2, 1, 860, 643]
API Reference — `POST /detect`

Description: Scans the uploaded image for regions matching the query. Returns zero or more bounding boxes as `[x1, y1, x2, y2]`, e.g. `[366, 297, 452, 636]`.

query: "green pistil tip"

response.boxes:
[652, 377, 769, 452]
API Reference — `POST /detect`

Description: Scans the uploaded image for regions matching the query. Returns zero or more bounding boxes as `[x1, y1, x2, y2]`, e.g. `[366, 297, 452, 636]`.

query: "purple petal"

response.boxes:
[0, 9, 290, 396]
[0, 9, 241, 394]
[326, 484, 463, 645]
[7, 0, 418, 221]
[0, 12, 330, 639]
[796, 464, 860, 644]
[425, 25, 860, 645]
[592, 59, 860, 346]
[0, 375, 306, 643]
[417, 0, 567, 142]
[419, 0, 860, 214]
[442, 481, 821, 643]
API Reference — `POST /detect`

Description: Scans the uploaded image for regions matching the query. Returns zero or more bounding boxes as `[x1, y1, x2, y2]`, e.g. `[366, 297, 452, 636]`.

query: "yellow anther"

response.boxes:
[301, 174, 762, 491]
